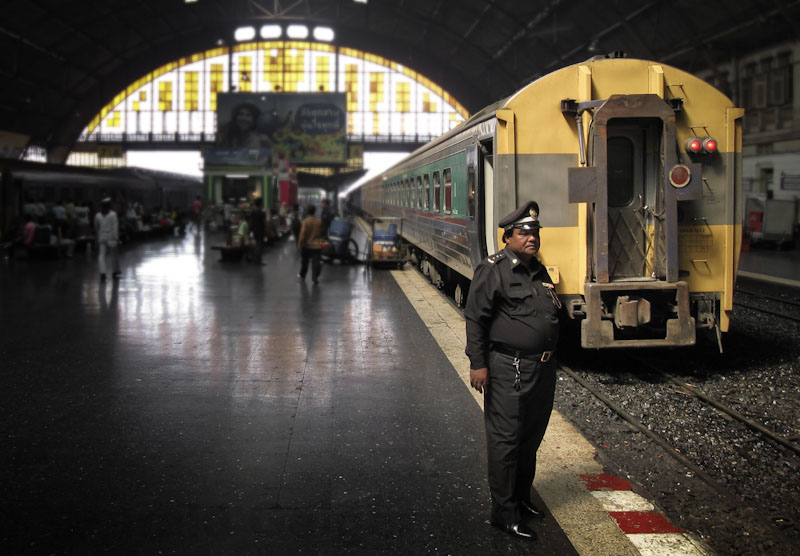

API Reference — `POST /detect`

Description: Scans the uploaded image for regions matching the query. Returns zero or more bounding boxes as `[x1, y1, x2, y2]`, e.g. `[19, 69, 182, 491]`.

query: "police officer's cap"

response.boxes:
[499, 201, 541, 233]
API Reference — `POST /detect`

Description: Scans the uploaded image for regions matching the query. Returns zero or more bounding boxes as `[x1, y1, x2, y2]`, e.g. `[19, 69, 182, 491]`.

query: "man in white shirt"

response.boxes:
[94, 197, 121, 281]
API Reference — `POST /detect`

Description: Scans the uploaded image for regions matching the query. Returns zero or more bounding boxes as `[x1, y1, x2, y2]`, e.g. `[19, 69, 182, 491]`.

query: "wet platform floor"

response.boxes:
[0, 233, 577, 555]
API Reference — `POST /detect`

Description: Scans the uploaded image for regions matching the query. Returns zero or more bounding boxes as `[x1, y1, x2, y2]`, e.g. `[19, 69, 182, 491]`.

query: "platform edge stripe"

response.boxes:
[626, 533, 718, 556]
[737, 270, 800, 288]
[608, 511, 684, 534]
[590, 490, 655, 512]
[579, 472, 634, 491]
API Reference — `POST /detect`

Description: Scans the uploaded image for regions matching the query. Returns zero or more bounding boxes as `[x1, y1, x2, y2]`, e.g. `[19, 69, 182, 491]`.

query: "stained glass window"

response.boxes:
[79, 42, 468, 146]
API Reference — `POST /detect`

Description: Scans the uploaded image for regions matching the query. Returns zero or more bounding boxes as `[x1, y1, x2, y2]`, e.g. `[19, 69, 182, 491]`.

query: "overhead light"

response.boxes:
[286, 24, 309, 39]
[234, 26, 256, 42]
[313, 26, 335, 42]
[260, 24, 282, 39]
[185, 0, 198, 3]
[354, 0, 367, 3]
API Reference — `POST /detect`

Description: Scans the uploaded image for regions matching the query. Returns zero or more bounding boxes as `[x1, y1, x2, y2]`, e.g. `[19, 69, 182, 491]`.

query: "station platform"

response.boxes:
[738, 245, 800, 288]
[0, 231, 734, 555]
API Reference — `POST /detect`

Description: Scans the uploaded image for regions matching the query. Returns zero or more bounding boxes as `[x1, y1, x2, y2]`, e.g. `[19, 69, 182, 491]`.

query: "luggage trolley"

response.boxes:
[367, 216, 407, 269]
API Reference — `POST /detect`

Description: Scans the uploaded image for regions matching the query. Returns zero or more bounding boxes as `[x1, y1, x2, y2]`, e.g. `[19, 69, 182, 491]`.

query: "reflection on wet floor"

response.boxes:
[4, 231, 578, 554]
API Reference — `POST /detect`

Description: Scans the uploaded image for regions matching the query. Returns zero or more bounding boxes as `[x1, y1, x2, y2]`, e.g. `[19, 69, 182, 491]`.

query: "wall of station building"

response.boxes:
[698, 40, 800, 228]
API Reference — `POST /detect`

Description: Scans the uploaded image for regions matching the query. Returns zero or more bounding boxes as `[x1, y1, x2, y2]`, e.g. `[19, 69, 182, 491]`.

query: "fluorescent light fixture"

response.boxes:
[234, 26, 256, 42]
[185, 0, 198, 3]
[260, 24, 282, 39]
[286, 24, 308, 39]
[354, 0, 367, 4]
[225, 174, 249, 179]
[313, 26, 335, 42]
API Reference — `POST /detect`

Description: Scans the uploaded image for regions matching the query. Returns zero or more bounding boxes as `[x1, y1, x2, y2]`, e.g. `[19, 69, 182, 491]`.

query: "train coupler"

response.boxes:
[580, 281, 695, 348]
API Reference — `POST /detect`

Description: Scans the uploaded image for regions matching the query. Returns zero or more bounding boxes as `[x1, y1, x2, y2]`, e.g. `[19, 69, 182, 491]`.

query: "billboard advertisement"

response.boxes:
[216, 93, 346, 164]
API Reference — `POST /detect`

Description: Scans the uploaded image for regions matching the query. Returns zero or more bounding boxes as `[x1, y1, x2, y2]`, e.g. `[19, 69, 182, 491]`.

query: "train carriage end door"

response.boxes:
[606, 120, 659, 279]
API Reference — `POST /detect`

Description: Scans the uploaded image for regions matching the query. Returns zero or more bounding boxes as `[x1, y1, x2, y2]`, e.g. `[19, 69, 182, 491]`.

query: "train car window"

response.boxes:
[433, 171, 441, 212]
[443, 169, 452, 214]
[607, 137, 635, 207]
[416, 176, 423, 209]
[405, 179, 411, 208]
[423, 174, 430, 210]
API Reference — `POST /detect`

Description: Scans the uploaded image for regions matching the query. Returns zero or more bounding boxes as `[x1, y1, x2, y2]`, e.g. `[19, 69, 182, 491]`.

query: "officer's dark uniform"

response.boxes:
[464, 201, 561, 531]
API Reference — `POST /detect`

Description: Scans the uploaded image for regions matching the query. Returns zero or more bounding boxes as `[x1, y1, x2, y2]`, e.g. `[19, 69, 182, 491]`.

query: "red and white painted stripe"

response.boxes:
[579, 473, 716, 556]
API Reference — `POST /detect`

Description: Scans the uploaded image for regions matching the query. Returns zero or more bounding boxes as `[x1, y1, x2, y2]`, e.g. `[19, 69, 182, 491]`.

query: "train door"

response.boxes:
[466, 138, 495, 269]
[606, 121, 659, 279]
[481, 140, 495, 255]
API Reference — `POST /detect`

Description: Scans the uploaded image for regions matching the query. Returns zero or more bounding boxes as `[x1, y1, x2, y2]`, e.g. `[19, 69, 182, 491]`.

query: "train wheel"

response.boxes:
[454, 283, 465, 308]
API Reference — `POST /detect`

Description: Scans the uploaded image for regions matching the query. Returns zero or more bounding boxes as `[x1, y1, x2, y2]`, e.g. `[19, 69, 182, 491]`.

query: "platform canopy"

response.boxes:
[2, 0, 799, 159]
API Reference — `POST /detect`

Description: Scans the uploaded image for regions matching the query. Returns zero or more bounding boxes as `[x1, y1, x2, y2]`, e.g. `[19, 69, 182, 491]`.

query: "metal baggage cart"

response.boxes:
[367, 216, 407, 269]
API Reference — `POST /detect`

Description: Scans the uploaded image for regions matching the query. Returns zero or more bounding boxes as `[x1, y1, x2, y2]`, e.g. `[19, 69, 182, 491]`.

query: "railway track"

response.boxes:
[734, 288, 800, 323]
[558, 355, 800, 552]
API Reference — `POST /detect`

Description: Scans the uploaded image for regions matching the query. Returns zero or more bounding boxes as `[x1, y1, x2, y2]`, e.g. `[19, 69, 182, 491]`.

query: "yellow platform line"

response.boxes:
[390, 268, 640, 556]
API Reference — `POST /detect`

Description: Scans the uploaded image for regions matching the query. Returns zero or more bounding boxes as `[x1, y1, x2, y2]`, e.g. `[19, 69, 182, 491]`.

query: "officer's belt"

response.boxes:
[491, 343, 552, 363]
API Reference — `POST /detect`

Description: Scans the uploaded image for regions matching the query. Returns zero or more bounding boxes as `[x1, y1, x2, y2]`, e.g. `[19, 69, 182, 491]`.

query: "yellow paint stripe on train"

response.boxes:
[500, 58, 736, 156]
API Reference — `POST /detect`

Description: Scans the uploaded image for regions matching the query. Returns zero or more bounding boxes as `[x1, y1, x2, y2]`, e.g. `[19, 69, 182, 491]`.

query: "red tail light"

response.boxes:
[686, 138, 703, 153]
[685, 136, 718, 154]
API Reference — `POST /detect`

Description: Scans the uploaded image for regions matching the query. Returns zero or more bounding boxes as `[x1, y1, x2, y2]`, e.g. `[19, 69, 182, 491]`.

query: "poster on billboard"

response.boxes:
[216, 93, 346, 164]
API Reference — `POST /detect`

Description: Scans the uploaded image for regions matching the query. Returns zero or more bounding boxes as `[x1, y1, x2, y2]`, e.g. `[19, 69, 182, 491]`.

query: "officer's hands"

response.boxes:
[470, 367, 488, 393]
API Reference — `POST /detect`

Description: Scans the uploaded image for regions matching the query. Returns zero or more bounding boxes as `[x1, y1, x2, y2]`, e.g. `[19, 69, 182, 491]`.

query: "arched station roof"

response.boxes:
[2, 0, 799, 160]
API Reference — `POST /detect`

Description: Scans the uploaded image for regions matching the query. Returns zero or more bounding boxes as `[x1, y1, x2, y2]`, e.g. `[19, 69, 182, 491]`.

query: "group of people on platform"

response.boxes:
[219, 196, 336, 283]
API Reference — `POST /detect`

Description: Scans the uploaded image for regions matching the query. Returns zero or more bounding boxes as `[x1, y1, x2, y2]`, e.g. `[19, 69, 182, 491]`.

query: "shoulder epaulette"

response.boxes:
[487, 252, 506, 264]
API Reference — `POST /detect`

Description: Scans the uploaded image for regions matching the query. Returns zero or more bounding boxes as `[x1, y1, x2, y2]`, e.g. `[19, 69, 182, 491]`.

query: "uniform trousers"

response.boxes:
[484, 350, 556, 525]
[97, 240, 120, 275]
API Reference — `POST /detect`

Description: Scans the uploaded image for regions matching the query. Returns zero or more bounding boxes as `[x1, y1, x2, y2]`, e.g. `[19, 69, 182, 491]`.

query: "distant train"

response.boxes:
[350, 54, 744, 350]
[0, 158, 202, 239]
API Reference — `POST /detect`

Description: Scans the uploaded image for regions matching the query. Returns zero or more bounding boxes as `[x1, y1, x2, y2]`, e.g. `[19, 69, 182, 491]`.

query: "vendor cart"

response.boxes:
[321, 217, 360, 263]
[367, 216, 407, 269]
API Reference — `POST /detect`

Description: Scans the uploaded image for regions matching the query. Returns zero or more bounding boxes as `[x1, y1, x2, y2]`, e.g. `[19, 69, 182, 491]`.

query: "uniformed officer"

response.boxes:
[464, 200, 561, 541]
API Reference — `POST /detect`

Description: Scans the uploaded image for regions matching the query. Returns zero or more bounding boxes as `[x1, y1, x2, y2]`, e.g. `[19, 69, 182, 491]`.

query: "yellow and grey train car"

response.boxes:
[354, 55, 743, 349]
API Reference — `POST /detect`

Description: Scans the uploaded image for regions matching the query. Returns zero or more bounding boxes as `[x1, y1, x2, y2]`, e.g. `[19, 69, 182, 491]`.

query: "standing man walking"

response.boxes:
[250, 198, 266, 265]
[191, 195, 203, 235]
[94, 197, 121, 281]
[464, 201, 562, 541]
[296, 204, 323, 285]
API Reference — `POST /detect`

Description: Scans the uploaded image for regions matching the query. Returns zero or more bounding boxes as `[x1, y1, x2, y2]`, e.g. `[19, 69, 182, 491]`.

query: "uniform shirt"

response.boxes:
[94, 210, 119, 242]
[464, 248, 560, 370]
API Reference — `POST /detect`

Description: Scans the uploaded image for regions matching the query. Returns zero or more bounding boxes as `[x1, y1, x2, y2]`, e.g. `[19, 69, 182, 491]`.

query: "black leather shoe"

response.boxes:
[520, 500, 545, 519]
[492, 521, 537, 541]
